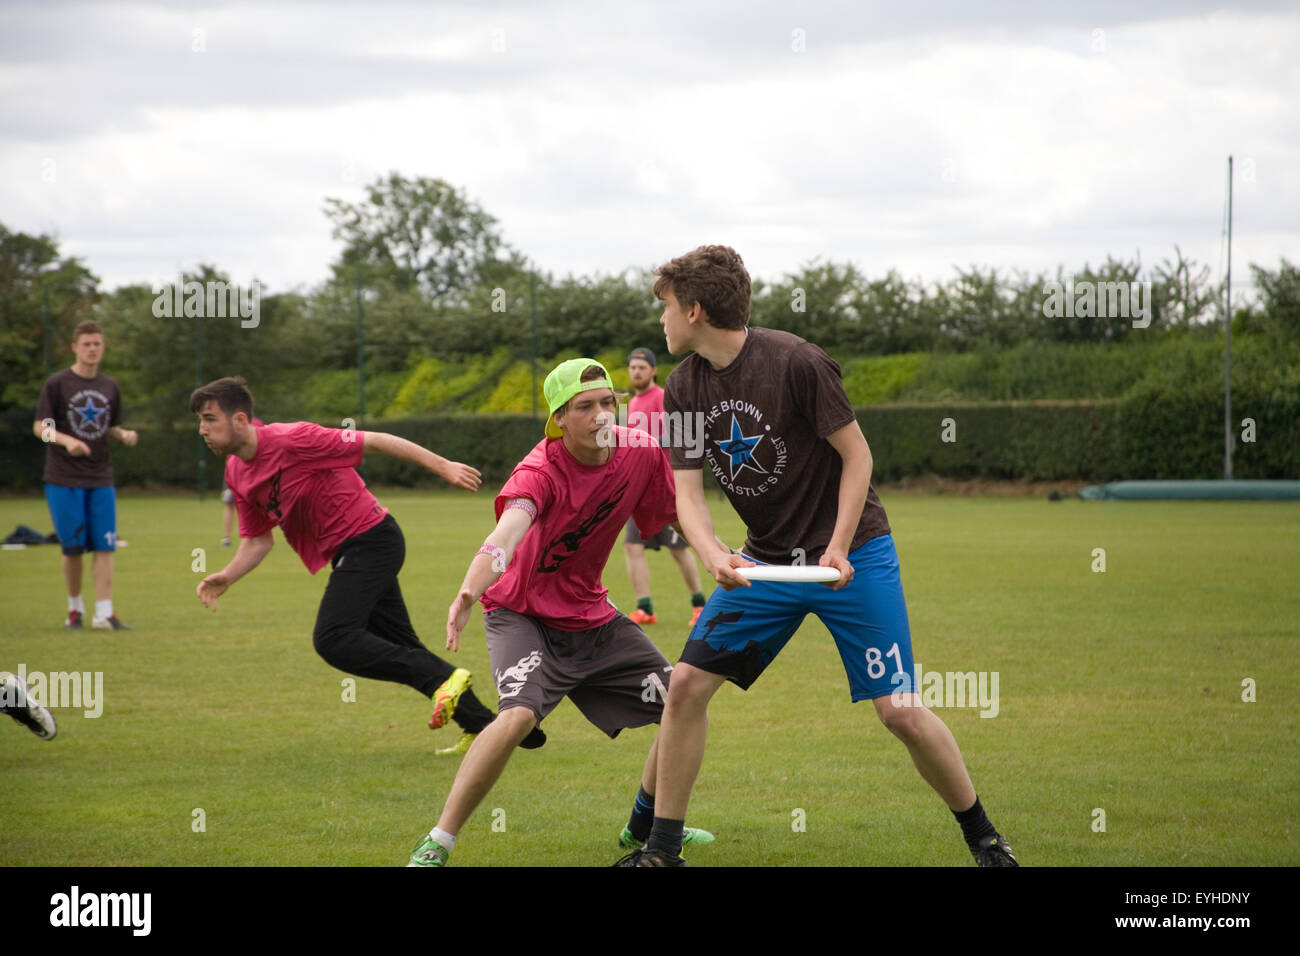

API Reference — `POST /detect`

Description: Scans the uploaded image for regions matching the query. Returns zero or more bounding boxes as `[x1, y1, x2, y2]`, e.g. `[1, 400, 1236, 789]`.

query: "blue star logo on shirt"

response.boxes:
[75, 397, 105, 429]
[715, 415, 768, 480]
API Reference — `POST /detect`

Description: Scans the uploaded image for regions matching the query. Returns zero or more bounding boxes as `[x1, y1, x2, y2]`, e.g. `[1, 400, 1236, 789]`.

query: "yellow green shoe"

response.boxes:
[406, 833, 450, 867]
[428, 668, 471, 730]
[435, 731, 476, 756]
[618, 825, 715, 849]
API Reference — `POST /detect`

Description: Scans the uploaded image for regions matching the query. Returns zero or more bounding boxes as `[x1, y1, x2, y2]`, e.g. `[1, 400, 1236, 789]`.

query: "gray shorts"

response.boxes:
[624, 517, 687, 551]
[485, 608, 673, 738]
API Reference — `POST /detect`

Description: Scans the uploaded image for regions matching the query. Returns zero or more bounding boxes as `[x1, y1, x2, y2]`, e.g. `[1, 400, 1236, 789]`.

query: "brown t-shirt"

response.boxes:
[664, 327, 890, 564]
[35, 368, 122, 487]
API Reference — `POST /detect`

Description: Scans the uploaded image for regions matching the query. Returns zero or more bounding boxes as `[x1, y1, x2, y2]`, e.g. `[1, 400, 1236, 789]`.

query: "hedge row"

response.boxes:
[2, 391, 1296, 492]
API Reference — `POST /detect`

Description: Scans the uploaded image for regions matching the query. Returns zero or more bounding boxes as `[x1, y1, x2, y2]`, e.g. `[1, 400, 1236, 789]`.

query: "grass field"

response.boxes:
[1, 490, 1297, 866]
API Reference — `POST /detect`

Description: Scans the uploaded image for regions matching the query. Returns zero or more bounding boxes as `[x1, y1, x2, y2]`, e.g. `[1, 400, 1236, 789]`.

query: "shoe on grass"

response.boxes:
[688, 606, 703, 627]
[64, 610, 83, 630]
[406, 833, 450, 867]
[91, 615, 132, 631]
[628, 608, 657, 626]
[612, 848, 685, 867]
[971, 834, 1020, 867]
[435, 731, 476, 756]
[618, 826, 715, 850]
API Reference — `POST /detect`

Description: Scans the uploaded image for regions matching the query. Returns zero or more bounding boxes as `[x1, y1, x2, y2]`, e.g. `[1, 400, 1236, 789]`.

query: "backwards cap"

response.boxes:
[543, 358, 614, 439]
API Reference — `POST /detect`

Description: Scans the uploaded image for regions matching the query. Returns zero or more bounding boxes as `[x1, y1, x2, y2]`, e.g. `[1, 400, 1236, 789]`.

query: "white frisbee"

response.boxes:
[735, 565, 842, 583]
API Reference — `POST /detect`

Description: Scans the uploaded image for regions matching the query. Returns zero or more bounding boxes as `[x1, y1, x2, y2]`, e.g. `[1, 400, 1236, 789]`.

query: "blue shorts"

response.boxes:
[680, 534, 915, 702]
[44, 484, 117, 555]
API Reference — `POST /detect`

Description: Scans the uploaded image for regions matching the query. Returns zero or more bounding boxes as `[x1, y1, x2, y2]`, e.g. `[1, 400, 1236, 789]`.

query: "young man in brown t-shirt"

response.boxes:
[617, 245, 1018, 867]
[33, 320, 138, 630]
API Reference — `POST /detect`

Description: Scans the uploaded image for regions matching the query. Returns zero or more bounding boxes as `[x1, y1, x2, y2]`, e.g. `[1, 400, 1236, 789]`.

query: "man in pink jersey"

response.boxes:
[622, 347, 707, 628]
[189, 376, 507, 750]
[406, 359, 713, 866]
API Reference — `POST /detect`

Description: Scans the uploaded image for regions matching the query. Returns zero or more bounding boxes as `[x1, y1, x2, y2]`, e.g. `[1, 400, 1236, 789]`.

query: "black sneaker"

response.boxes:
[64, 610, 83, 630]
[971, 834, 1020, 867]
[613, 848, 686, 867]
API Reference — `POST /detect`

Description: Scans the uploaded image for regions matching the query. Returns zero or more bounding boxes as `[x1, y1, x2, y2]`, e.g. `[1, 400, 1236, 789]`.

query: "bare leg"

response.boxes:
[668, 546, 702, 595]
[92, 551, 113, 603]
[872, 692, 977, 811]
[652, 662, 726, 820]
[640, 736, 659, 794]
[61, 553, 83, 599]
[625, 542, 650, 600]
[434, 706, 537, 836]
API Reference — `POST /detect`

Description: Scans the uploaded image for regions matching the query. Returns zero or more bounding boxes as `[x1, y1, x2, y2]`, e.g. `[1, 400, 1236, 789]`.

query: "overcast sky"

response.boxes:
[2, 0, 1296, 300]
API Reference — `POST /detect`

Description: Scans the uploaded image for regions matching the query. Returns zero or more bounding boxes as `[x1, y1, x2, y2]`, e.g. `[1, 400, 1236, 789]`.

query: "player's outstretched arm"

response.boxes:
[360, 431, 481, 491]
[674, 469, 753, 590]
[446, 502, 535, 651]
[822, 422, 874, 590]
[196, 532, 274, 611]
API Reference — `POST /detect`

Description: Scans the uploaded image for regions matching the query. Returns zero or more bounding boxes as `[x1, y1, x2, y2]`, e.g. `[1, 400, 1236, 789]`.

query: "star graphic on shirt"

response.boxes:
[74, 397, 106, 430]
[715, 415, 767, 480]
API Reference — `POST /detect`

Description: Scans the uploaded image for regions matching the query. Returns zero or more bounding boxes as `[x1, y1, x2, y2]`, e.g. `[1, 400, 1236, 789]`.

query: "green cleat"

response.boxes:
[435, 731, 476, 756]
[618, 826, 715, 850]
[406, 833, 450, 867]
[428, 668, 471, 730]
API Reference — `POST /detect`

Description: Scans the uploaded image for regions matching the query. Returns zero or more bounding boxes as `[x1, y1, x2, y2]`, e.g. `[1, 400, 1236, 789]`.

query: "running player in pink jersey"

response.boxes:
[189, 376, 504, 750]
[622, 347, 707, 628]
[406, 359, 713, 866]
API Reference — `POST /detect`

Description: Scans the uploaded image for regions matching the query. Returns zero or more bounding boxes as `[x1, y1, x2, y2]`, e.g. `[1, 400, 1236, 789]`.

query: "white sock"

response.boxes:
[95, 599, 113, 620]
[430, 827, 457, 852]
[69, 595, 84, 613]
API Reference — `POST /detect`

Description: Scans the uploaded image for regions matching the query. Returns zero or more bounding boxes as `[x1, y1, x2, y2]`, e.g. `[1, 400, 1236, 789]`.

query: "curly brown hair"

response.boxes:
[652, 245, 751, 331]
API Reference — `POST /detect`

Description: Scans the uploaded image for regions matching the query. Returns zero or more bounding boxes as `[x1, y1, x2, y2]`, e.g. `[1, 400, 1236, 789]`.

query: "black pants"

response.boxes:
[312, 514, 493, 734]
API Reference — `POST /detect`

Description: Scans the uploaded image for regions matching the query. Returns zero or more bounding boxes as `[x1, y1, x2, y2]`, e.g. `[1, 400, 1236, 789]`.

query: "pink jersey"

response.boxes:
[481, 427, 677, 630]
[627, 384, 665, 445]
[226, 422, 388, 574]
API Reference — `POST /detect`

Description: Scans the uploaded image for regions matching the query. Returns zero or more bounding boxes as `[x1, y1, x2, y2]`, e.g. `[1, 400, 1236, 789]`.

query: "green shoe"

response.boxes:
[618, 825, 716, 849]
[429, 668, 472, 730]
[435, 731, 476, 756]
[406, 833, 450, 867]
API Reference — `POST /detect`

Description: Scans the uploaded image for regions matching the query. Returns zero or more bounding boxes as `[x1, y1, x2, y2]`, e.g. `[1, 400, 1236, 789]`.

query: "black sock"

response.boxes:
[646, 816, 684, 857]
[690, 592, 706, 607]
[953, 795, 997, 847]
[637, 597, 654, 615]
[627, 787, 655, 842]
[518, 725, 547, 750]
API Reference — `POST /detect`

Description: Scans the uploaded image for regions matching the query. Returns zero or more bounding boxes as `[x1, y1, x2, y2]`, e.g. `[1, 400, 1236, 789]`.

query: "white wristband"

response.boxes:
[477, 543, 507, 573]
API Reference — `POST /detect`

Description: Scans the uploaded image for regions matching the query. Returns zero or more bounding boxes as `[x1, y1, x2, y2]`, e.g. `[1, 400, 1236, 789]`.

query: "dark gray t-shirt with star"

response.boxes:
[35, 368, 122, 487]
[664, 327, 890, 565]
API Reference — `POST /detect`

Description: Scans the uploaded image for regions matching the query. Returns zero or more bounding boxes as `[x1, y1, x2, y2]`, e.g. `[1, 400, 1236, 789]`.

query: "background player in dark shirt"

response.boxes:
[32, 320, 137, 631]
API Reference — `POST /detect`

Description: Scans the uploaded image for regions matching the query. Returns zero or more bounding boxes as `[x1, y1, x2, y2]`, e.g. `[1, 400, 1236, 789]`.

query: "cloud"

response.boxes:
[0, 0, 1295, 294]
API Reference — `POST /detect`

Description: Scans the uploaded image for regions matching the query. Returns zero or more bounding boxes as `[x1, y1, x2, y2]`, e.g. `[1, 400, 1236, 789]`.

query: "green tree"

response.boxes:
[323, 173, 510, 301]
[0, 224, 99, 410]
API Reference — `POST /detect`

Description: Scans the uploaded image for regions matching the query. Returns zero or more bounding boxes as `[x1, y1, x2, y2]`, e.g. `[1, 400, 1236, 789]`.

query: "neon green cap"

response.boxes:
[543, 358, 615, 438]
